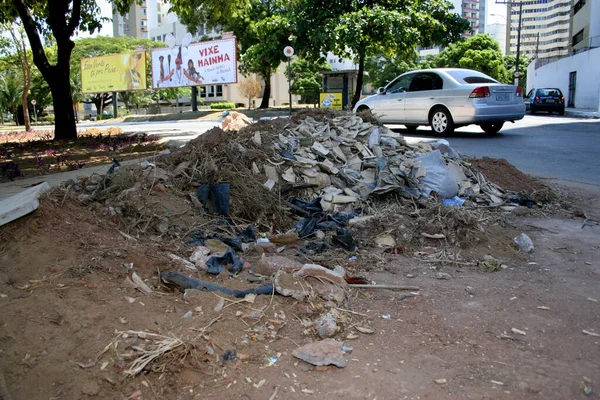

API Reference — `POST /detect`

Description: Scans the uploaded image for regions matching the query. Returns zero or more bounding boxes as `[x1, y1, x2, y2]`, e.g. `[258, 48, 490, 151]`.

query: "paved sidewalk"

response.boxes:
[0, 157, 147, 201]
[564, 108, 600, 118]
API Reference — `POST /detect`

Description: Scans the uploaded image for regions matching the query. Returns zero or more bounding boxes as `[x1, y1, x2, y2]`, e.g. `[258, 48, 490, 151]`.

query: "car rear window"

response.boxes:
[537, 89, 562, 97]
[447, 70, 498, 84]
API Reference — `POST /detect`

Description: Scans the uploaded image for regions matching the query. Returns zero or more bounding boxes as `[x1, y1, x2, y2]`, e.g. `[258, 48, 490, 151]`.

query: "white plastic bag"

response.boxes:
[413, 150, 458, 198]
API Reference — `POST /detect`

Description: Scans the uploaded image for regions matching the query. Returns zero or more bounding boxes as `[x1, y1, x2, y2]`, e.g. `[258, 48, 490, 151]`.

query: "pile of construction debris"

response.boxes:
[58, 110, 532, 244]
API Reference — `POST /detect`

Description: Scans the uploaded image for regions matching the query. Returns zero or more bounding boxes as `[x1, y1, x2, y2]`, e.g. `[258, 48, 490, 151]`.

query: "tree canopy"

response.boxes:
[292, 0, 470, 106]
[0, 0, 140, 139]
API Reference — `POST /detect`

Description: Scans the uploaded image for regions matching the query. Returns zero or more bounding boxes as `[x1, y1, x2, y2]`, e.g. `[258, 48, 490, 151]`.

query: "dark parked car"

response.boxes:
[525, 88, 565, 115]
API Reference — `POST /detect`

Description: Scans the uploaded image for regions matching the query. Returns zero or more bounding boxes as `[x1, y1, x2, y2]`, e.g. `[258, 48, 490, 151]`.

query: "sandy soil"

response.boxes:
[0, 180, 598, 400]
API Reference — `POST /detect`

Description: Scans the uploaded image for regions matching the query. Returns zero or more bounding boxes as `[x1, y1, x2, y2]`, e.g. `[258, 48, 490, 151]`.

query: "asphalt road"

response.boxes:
[389, 114, 600, 187]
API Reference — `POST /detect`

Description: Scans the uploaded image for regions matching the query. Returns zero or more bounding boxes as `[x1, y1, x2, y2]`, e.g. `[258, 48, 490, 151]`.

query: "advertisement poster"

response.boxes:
[81, 52, 147, 93]
[320, 92, 343, 110]
[151, 37, 237, 89]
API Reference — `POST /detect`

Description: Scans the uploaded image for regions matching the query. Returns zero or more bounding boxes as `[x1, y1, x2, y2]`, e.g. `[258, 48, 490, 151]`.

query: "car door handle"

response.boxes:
[429, 97, 435, 100]
[397, 99, 403, 101]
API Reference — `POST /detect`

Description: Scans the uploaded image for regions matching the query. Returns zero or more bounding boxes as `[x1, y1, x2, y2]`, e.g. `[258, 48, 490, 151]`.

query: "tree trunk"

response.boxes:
[259, 70, 271, 109]
[12, 0, 82, 140]
[21, 97, 31, 131]
[351, 50, 366, 108]
[47, 68, 77, 139]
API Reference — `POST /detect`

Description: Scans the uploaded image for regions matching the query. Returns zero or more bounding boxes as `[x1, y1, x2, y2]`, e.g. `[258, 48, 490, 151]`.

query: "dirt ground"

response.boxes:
[0, 181, 599, 400]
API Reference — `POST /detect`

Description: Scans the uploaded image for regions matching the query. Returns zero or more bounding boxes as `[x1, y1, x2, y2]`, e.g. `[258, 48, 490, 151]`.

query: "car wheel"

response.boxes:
[558, 108, 565, 116]
[356, 105, 370, 113]
[429, 107, 454, 135]
[480, 122, 504, 135]
[405, 125, 419, 133]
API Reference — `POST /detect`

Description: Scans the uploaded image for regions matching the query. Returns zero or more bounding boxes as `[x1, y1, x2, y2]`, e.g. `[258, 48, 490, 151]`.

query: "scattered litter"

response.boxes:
[582, 330, 600, 337]
[491, 380, 504, 386]
[253, 379, 266, 389]
[130, 272, 152, 294]
[222, 350, 237, 362]
[537, 306, 551, 311]
[587, 298, 598, 303]
[511, 328, 527, 336]
[513, 233, 534, 253]
[581, 376, 593, 396]
[443, 196, 465, 208]
[182, 311, 193, 319]
[434, 379, 447, 385]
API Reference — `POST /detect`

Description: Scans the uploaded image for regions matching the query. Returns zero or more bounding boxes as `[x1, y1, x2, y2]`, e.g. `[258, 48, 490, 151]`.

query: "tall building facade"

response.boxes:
[505, 0, 571, 60]
[457, 0, 483, 36]
[570, 0, 600, 53]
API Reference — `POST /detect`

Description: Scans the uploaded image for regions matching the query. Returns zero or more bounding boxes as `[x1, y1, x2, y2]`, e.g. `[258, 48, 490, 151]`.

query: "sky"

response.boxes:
[74, 0, 113, 38]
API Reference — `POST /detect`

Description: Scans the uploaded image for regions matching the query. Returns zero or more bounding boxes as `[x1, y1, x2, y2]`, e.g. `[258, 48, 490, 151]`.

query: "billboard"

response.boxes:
[151, 37, 237, 89]
[320, 93, 343, 110]
[81, 52, 147, 93]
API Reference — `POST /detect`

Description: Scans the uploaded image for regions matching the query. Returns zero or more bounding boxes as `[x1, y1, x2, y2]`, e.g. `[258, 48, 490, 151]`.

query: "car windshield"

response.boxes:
[537, 89, 562, 97]
[446, 70, 498, 84]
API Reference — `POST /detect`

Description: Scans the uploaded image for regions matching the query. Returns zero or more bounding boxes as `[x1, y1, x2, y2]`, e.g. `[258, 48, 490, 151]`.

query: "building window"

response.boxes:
[124, 23, 129, 32]
[572, 29, 584, 46]
[573, 0, 586, 15]
[200, 85, 224, 98]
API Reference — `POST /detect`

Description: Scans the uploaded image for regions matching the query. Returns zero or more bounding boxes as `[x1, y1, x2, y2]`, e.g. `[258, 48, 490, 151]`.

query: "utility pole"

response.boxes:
[514, 1, 523, 86]
[496, 1, 523, 86]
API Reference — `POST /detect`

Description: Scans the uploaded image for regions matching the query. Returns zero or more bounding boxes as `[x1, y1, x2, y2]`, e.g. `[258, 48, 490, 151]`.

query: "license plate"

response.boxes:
[496, 94, 510, 101]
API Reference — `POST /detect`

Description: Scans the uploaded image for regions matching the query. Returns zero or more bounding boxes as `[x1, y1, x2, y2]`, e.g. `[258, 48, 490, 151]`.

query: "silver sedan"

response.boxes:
[353, 68, 526, 135]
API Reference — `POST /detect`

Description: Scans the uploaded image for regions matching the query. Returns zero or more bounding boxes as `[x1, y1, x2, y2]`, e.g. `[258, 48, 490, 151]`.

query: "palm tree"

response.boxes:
[0, 72, 24, 125]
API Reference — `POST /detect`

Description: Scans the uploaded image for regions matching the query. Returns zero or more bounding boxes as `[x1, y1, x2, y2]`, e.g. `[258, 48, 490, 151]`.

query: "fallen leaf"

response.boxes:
[356, 326, 375, 334]
[346, 333, 359, 340]
[128, 390, 142, 399]
[511, 328, 527, 336]
[214, 297, 225, 313]
[243, 293, 256, 304]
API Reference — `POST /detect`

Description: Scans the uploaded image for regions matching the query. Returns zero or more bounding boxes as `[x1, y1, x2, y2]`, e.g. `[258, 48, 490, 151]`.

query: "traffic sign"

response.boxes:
[513, 71, 521, 78]
[31, 99, 36, 105]
[283, 46, 294, 58]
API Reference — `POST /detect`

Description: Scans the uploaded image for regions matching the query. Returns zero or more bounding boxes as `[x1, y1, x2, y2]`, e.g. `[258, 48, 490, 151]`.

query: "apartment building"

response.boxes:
[570, 0, 600, 52]
[418, 0, 485, 57]
[112, 0, 149, 38]
[506, 0, 571, 59]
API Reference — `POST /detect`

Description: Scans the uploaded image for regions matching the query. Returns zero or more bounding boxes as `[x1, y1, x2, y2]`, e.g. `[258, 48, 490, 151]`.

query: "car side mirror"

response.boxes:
[377, 87, 385, 95]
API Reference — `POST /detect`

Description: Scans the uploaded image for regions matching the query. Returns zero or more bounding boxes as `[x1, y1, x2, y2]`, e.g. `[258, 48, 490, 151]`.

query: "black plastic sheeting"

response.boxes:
[206, 247, 245, 275]
[196, 184, 230, 216]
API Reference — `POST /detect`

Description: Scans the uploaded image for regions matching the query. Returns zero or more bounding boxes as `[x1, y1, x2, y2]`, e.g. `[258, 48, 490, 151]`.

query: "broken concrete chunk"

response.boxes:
[0, 182, 50, 227]
[315, 313, 338, 339]
[252, 255, 302, 276]
[292, 339, 348, 367]
[294, 264, 346, 286]
[514, 233, 534, 253]
[263, 165, 280, 183]
[312, 141, 330, 156]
